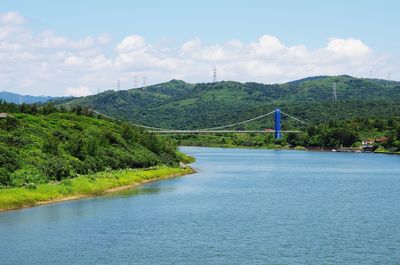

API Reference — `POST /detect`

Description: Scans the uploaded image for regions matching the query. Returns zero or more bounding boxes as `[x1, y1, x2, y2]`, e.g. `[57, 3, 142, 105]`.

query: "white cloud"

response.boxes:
[64, 55, 85, 66]
[251, 35, 285, 57]
[64, 86, 92, 97]
[0, 12, 25, 25]
[0, 12, 395, 96]
[326, 38, 372, 57]
[97, 34, 112, 45]
[115, 35, 146, 53]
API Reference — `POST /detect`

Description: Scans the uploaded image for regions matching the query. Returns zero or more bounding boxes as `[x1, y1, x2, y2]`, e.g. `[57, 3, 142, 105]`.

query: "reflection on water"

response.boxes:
[106, 185, 176, 198]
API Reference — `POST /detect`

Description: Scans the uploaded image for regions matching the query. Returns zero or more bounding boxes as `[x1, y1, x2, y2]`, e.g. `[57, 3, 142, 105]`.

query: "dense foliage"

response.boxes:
[0, 101, 179, 187]
[54, 76, 400, 129]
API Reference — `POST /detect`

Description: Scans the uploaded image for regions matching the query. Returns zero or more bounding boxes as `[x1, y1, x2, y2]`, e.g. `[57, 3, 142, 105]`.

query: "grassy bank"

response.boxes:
[0, 166, 194, 211]
[176, 151, 196, 163]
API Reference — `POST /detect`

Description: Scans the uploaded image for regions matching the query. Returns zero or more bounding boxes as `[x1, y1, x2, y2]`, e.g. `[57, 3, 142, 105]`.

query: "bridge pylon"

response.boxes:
[274, 108, 282, 139]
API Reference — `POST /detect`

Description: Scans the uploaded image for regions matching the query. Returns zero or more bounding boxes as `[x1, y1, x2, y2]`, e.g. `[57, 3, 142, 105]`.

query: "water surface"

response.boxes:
[1, 147, 400, 264]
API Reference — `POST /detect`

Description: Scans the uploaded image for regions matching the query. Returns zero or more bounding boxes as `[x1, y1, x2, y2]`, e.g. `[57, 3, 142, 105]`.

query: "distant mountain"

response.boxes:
[55, 76, 400, 129]
[0, 91, 54, 104]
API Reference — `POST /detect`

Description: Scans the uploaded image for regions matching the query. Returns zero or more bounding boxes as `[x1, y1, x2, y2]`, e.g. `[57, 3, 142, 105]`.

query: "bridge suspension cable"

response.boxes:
[280, 111, 311, 126]
[197, 110, 276, 130]
[90, 108, 310, 132]
[89, 109, 166, 130]
[90, 108, 277, 131]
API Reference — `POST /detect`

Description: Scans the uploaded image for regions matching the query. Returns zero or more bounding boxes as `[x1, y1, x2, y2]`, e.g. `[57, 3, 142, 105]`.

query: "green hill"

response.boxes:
[54, 76, 400, 130]
[0, 105, 180, 187]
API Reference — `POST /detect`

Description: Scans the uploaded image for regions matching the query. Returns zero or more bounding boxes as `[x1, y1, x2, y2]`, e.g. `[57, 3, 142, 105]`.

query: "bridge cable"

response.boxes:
[197, 110, 276, 131]
[91, 108, 310, 131]
[90, 108, 277, 131]
[280, 111, 311, 126]
[89, 109, 167, 130]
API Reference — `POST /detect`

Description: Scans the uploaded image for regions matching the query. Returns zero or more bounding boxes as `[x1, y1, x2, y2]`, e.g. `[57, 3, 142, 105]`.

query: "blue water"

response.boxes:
[1, 147, 400, 264]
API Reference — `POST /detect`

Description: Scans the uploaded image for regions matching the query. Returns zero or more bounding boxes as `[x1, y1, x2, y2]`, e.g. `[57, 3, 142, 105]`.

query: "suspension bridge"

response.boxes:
[90, 108, 310, 139]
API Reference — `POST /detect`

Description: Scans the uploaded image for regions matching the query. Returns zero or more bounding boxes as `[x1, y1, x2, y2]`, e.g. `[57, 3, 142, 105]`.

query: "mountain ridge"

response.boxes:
[52, 75, 400, 129]
[0, 91, 54, 104]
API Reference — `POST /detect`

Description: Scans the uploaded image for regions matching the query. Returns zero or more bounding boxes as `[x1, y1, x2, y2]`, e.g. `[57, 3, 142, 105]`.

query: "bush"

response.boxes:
[10, 167, 44, 187]
[0, 144, 19, 171]
[41, 157, 74, 181]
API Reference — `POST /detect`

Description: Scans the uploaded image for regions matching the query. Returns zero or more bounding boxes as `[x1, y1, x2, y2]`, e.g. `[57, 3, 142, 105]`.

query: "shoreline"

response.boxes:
[0, 166, 196, 212]
[180, 145, 400, 155]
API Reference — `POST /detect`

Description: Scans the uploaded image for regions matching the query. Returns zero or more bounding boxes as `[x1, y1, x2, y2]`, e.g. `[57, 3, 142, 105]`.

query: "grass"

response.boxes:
[176, 151, 196, 164]
[0, 166, 194, 211]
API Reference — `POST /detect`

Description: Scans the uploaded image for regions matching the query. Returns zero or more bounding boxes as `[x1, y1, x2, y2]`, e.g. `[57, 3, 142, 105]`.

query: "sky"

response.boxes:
[0, 0, 399, 96]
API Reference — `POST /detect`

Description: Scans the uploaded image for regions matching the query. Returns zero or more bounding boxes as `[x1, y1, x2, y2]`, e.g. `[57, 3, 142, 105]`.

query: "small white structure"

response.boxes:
[0, 113, 8, 119]
[362, 140, 374, 149]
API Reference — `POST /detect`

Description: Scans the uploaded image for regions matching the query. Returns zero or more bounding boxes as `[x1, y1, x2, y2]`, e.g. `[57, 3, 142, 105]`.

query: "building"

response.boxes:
[361, 139, 374, 151]
[362, 137, 389, 151]
[0, 113, 8, 119]
[374, 136, 389, 143]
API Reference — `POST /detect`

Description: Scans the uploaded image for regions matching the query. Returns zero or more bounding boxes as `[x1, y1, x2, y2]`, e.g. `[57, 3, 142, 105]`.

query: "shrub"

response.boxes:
[41, 157, 74, 181]
[10, 167, 44, 187]
[0, 144, 19, 171]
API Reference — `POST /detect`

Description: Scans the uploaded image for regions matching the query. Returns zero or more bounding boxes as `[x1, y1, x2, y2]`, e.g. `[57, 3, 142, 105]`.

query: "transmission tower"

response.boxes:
[213, 65, 217, 83]
[332, 82, 337, 101]
[142, 75, 146, 88]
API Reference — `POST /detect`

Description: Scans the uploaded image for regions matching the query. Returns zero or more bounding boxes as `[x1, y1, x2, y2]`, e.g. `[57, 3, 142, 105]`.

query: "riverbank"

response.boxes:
[179, 143, 306, 150]
[0, 166, 195, 212]
[180, 144, 400, 155]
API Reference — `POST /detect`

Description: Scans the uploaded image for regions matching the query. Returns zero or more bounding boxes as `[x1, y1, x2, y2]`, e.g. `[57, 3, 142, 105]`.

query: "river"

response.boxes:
[1, 147, 400, 264]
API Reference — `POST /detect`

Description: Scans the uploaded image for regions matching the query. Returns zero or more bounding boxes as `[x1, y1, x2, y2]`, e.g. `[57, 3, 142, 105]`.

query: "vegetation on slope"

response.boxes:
[54, 76, 400, 130]
[0, 101, 181, 188]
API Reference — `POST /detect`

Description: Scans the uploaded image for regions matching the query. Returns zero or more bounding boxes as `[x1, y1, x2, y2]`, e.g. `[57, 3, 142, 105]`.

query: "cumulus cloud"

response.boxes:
[64, 86, 92, 97]
[115, 35, 146, 53]
[326, 38, 372, 57]
[0, 12, 395, 96]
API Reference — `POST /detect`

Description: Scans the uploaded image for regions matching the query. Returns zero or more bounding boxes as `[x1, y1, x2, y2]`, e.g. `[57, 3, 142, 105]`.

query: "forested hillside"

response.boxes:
[0, 101, 179, 187]
[54, 75, 400, 130]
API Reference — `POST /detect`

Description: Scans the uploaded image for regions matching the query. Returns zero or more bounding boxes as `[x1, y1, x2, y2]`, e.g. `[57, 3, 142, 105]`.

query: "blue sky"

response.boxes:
[3, 0, 399, 50]
[0, 0, 399, 96]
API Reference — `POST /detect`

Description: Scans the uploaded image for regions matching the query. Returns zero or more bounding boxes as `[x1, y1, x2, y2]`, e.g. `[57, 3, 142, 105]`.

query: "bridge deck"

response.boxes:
[149, 130, 301, 134]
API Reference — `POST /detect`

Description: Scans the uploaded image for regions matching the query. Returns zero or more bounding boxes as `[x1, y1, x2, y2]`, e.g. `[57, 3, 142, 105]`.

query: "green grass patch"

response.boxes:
[176, 151, 196, 164]
[0, 166, 194, 211]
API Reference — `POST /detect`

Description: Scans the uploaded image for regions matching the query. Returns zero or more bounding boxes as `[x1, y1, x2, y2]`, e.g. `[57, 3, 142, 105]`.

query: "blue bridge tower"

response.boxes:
[274, 108, 282, 139]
